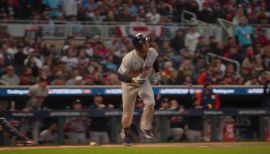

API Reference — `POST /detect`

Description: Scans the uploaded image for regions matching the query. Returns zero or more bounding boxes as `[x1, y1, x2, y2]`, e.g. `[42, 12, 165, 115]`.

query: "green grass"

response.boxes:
[2, 147, 270, 154]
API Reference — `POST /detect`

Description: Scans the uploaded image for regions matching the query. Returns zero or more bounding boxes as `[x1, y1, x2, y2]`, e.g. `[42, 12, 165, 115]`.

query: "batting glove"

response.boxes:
[152, 73, 160, 85]
[132, 75, 146, 85]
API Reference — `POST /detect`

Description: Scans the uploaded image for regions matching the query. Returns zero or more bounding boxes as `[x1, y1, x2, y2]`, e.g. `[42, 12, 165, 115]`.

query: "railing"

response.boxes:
[217, 18, 235, 37]
[181, 10, 222, 41]
[196, 19, 223, 41]
[0, 22, 183, 40]
[206, 52, 241, 76]
[181, 10, 197, 24]
[0, 15, 221, 41]
[2, 109, 269, 144]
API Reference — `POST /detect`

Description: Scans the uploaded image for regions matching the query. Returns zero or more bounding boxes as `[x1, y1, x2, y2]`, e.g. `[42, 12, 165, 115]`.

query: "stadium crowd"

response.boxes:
[0, 0, 269, 24]
[0, 25, 269, 86]
[0, 0, 269, 87]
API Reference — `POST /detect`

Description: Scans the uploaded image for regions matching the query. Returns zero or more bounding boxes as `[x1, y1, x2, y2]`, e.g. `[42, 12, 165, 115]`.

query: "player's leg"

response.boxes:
[121, 83, 138, 129]
[100, 132, 110, 144]
[31, 119, 40, 144]
[78, 133, 86, 144]
[121, 83, 138, 145]
[169, 128, 184, 141]
[138, 80, 155, 138]
[90, 131, 100, 145]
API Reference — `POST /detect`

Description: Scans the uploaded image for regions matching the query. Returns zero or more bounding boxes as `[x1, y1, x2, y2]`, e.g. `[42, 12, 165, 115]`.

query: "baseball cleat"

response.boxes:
[123, 136, 133, 146]
[121, 128, 133, 146]
[141, 129, 154, 139]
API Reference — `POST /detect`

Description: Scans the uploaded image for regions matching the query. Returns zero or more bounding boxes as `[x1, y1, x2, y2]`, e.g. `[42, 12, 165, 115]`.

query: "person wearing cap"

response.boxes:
[117, 33, 160, 145]
[195, 83, 221, 141]
[65, 99, 89, 144]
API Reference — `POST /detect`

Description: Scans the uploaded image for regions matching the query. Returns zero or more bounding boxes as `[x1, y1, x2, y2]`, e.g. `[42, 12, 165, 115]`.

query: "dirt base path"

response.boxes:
[1, 142, 270, 151]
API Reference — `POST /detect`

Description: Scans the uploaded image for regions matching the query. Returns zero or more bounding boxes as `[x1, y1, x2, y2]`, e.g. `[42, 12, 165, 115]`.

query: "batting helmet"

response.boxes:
[132, 33, 149, 50]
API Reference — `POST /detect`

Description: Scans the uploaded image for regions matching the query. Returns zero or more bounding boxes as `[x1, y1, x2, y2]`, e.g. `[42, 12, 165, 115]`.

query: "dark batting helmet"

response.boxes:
[132, 33, 149, 50]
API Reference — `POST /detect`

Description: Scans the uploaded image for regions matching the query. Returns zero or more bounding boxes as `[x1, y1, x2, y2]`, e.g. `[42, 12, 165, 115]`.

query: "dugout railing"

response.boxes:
[1, 108, 269, 145]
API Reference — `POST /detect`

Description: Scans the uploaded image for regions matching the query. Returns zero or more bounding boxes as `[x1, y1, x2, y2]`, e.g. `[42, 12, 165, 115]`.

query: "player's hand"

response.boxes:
[152, 73, 160, 85]
[132, 76, 146, 85]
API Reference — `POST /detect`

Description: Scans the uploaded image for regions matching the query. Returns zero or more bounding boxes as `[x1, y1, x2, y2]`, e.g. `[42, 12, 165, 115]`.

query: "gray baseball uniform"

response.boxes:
[27, 84, 49, 110]
[118, 47, 158, 130]
[65, 117, 89, 144]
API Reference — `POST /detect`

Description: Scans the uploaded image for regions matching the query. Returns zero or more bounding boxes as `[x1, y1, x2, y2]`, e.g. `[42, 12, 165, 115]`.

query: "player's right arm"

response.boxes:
[118, 55, 132, 83]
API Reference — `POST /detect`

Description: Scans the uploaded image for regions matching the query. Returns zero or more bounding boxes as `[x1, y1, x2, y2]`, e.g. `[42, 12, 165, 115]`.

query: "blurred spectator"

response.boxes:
[255, 28, 269, 47]
[159, 98, 170, 110]
[244, 75, 260, 86]
[65, 69, 81, 85]
[241, 46, 257, 76]
[185, 84, 203, 142]
[0, 65, 19, 85]
[39, 122, 58, 145]
[145, 8, 161, 24]
[43, 0, 63, 19]
[232, 6, 246, 25]
[170, 30, 185, 53]
[184, 25, 200, 54]
[195, 83, 221, 110]
[226, 45, 242, 63]
[195, 36, 210, 57]
[234, 17, 254, 53]
[65, 99, 89, 144]
[212, 2, 225, 22]
[61, 48, 78, 71]
[24, 55, 40, 78]
[198, 2, 215, 23]
[89, 93, 111, 145]
[19, 67, 35, 85]
[14, 45, 27, 74]
[263, 71, 270, 108]
[62, 0, 77, 17]
[168, 99, 185, 142]
[161, 61, 178, 85]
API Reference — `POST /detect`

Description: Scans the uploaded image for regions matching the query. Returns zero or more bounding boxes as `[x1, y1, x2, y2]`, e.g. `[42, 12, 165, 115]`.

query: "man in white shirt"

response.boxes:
[184, 26, 200, 54]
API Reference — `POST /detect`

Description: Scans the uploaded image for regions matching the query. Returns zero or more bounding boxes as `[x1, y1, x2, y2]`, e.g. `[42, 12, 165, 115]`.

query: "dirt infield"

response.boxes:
[1, 142, 270, 151]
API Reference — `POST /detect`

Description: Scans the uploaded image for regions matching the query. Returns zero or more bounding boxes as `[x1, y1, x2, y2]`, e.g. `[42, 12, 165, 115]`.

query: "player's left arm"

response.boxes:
[152, 57, 160, 85]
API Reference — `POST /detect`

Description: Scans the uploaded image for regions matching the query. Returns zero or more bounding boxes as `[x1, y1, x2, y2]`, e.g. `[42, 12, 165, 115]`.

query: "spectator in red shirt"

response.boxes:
[255, 28, 269, 47]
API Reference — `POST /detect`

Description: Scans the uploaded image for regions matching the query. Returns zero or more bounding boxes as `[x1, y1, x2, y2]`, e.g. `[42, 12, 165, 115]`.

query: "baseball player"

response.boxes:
[118, 33, 160, 145]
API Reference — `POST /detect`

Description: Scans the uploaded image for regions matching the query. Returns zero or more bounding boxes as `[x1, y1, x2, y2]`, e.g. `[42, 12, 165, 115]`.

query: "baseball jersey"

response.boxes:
[65, 117, 89, 132]
[118, 48, 158, 80]
[39, 129, 58, 144]
[27, 84, 49, 110]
